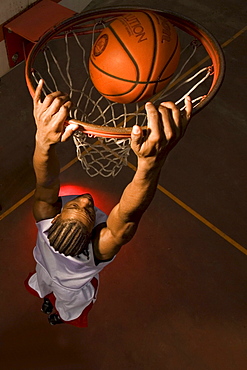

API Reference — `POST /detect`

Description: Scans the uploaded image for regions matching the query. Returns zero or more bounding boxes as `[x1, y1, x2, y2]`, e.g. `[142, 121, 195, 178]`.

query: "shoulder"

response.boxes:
[36, 218, 53, 234]
[95, 207, 108, 225]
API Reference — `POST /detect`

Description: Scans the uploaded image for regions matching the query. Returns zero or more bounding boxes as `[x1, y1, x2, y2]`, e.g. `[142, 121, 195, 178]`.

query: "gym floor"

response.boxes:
[0, 0, 246, 369]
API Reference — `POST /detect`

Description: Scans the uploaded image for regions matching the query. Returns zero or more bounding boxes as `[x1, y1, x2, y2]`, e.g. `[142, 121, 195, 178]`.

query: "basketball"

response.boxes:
[89, 11, 180, 104]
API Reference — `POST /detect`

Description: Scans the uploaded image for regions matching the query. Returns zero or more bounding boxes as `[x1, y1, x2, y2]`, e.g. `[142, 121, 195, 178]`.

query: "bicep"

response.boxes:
[106, 203, 140, 243]
[92, 215, 139, 260]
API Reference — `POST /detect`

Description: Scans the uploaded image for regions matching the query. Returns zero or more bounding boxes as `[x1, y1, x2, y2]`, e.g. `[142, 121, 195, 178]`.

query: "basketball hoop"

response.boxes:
[25, 7, 225, 177]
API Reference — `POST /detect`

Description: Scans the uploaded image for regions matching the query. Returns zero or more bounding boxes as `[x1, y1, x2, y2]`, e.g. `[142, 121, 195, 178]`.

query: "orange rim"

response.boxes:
[25, 7, 225, 138]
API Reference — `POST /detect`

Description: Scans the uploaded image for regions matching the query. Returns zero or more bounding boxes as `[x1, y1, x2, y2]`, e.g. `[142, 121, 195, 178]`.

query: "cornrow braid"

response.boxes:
[47, 217, 91, 257]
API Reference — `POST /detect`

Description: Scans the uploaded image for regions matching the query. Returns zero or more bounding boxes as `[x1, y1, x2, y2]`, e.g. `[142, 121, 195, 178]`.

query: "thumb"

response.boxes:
[131, 124, 142, 137]
[131, 124, 142, 142]
[61, 123, 79, 142]
[131, 125, 143, 152]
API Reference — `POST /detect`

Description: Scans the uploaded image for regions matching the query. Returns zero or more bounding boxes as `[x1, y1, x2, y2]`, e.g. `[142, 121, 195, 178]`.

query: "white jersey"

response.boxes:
[28, 195, 114, 321]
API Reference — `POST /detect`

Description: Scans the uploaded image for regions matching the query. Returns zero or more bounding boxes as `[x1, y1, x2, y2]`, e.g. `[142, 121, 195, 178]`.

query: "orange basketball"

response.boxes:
[89, 11, 180, 104]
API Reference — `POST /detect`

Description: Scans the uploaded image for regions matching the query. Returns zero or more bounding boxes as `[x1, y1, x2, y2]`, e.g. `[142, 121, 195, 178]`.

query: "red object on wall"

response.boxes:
[3, 0, 76, 68]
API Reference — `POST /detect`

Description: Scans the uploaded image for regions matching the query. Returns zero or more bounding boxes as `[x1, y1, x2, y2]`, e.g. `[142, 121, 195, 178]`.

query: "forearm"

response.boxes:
[33, 138, 60, 201]
[118, 159, 162, 220]
[106, 158, 163, 243]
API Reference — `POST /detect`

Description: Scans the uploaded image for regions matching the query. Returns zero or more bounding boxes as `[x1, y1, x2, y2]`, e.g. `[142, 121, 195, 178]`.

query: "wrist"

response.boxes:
[137, 155, 166, 172]
[135, 159, 162, 183]
[35, 137, 57, 158]
[35, 133, 55, 150]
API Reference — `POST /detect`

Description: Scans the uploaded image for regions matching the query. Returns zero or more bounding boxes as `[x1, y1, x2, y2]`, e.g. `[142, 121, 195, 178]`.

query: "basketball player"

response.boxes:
[25, 79, 192, 327]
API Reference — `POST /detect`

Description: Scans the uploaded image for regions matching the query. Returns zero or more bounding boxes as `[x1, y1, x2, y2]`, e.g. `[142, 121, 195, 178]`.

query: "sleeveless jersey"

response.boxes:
[28, 195, 114, 321]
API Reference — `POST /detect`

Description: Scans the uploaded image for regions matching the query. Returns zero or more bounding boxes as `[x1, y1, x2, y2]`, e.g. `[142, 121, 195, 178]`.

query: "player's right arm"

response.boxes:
[93, 98, 192, 260]
[32, 80, 78, 222]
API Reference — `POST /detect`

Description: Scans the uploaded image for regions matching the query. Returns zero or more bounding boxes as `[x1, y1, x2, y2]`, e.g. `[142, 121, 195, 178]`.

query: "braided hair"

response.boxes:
[47, 217, 91, 258]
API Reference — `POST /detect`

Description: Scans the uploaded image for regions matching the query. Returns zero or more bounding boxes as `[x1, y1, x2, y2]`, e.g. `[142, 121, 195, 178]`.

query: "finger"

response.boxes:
[145, 102, 160, 140]
[42, 91, 68, 110]
[33, 79, 44, 105]
[158, 105, 173, 141]
[61, 123, 79, 142]
[184, 96, 192, 121]
[64, 100, 72, 110]
[53, 105, 70, 126]
[160, 101, 180, 128]
[131, 125, 143, 147]
[46, 95, 71, 116]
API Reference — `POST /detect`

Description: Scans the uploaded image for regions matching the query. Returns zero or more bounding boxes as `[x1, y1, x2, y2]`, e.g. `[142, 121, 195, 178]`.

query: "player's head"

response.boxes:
[47, 194, 96, 257]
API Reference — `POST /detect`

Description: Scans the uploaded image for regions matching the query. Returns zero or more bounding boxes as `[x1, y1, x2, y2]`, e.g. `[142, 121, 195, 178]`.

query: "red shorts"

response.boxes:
[24, 272, 98, 328]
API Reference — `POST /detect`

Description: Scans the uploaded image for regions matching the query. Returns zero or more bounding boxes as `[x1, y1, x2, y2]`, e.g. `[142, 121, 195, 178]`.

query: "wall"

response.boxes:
[0, 0, 92, 77]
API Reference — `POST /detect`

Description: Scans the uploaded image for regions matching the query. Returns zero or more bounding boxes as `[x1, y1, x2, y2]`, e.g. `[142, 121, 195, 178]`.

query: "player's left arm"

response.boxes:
[93, 98, 192, 260]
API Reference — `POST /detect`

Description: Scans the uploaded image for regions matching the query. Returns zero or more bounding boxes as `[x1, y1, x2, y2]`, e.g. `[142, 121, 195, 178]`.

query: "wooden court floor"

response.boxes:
[0, 0, 246, 369]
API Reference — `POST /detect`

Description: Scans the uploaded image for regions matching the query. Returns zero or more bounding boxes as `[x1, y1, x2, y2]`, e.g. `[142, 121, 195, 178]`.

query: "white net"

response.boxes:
[29, 11, 219, 177]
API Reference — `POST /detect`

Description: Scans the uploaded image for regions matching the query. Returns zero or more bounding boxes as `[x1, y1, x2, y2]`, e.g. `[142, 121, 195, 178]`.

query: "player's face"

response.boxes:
[60, 194, 96, 232]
